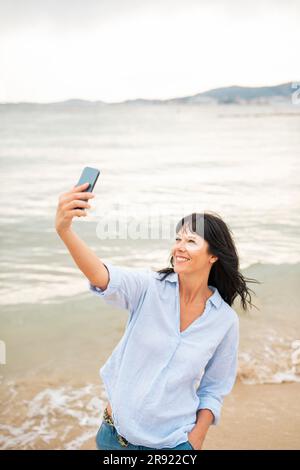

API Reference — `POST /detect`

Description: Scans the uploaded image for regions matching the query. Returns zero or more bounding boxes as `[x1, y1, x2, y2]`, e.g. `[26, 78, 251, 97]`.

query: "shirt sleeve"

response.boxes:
[196, 316, 239, 426]
[88, 261, 150, 314]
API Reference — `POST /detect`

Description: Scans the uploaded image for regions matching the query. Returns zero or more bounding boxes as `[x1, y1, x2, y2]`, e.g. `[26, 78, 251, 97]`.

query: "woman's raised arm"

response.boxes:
[55, 182, 109, 290]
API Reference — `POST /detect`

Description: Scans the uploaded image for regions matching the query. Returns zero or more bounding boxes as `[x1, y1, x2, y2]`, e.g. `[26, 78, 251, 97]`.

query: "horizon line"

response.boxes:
[0, 80, 297, 105]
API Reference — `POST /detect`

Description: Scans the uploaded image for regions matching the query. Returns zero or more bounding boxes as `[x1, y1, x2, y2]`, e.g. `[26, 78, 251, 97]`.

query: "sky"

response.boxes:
[0, 0, 299, 103]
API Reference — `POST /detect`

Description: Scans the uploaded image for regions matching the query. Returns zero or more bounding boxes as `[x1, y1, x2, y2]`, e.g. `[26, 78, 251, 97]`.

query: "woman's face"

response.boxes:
[171, 225, 217, 274]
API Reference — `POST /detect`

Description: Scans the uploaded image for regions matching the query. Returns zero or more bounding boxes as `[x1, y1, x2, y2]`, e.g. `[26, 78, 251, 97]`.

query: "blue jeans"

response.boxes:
[95, 420, 194, 451]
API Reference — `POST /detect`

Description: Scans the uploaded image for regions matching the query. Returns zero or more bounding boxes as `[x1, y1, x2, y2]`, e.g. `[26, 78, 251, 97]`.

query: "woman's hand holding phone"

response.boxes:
[55, 182, 95, 235]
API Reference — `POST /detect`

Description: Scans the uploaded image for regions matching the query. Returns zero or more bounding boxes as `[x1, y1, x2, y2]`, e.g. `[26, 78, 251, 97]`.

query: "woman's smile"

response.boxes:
[175, 255, 191, 263]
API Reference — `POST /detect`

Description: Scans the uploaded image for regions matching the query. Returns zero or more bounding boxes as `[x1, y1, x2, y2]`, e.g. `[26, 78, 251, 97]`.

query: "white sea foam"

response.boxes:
[238, 338, 300, 384]
[1, 334, 300, 450]
[0, 381, 106, 450]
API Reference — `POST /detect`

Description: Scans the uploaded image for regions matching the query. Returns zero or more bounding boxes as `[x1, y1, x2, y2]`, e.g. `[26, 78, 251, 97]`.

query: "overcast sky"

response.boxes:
[0, 0, 299, 103]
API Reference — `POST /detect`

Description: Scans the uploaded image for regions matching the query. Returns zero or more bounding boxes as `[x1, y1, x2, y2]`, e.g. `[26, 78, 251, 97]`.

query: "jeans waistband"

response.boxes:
[103, 406, 129, 447]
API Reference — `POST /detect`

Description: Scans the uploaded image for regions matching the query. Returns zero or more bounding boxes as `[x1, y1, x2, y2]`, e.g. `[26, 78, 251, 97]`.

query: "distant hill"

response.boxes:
[169, 82, 294, 104]
[0, 82, 296, 106]
[0, 98, 107, 108]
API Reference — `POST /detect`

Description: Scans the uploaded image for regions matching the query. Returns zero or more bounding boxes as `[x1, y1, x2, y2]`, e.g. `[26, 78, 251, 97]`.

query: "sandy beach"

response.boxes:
[86, 381, 300, 451]
[1, 377, 299, 450]
[202, 381, 300, 450]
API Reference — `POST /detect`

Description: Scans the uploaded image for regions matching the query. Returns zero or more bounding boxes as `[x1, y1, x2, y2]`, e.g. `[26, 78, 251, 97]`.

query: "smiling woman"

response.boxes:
[158, 211, 259, 311]
[55, 177, 260, 450]
[84, 212, 260, 450]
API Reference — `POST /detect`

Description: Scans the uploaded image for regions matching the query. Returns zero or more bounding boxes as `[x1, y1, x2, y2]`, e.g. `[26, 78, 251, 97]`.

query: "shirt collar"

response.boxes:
[154, 271, 223, 309]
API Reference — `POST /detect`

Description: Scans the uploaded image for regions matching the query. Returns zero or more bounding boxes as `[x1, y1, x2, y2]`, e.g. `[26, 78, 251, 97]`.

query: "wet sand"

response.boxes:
[82, 380, 300, 450]
[1, 378, 299, 450]
[200, 381, 300, 450]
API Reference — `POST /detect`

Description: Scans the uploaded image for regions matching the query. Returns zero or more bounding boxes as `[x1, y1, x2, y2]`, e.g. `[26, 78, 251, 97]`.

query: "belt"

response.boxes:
[103, 406, 129, 447]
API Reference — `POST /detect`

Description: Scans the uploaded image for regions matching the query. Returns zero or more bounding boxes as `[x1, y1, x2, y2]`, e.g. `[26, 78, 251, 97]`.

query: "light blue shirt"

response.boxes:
[88, 262, 239, 449]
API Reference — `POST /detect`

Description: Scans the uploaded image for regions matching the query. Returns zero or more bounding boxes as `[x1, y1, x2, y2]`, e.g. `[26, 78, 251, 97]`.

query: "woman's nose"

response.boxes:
[176, 241, 187, 251]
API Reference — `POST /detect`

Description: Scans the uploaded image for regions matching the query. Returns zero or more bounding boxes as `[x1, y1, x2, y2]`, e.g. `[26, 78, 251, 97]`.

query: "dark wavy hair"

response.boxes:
[157, 212, 260, 312]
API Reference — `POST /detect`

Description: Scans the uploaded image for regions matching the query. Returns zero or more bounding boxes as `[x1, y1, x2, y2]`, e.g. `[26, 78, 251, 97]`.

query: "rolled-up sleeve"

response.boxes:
[88, 261, 150, 314]
[196, 316, 239, 425]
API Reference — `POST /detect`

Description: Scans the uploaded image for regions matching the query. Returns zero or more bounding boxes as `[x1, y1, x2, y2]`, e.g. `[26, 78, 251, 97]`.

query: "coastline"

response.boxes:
[0, 377, 299, 449]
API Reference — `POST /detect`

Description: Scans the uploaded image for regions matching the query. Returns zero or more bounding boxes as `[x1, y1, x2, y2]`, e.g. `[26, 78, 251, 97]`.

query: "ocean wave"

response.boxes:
[1, 338, 300, 450]
[238, 339, 300, 384]
[0, 381, 105, 450]
[240, 260, 300, 273]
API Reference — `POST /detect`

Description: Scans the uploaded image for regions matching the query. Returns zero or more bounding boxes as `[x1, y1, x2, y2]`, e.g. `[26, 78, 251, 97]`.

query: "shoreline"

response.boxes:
[0, 378, 299, 450]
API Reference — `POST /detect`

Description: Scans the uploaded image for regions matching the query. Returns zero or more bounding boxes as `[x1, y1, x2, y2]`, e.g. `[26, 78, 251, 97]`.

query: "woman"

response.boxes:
[55, 182, 258, 451]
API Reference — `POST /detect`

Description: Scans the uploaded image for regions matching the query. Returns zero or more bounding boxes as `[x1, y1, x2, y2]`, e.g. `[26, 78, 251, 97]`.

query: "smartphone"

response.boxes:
[74, 166, 100, 210]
